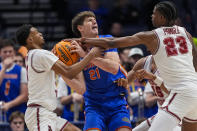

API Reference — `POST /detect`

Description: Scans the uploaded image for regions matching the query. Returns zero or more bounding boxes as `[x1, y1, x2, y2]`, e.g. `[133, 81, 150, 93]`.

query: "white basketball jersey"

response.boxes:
[26, 49, 59, 111]
[153, 25, 197, 89]
[144, 55, 168, 107]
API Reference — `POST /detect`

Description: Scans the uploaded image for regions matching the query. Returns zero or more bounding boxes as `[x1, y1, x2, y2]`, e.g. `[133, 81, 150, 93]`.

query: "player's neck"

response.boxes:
[27, 43, 42, 50]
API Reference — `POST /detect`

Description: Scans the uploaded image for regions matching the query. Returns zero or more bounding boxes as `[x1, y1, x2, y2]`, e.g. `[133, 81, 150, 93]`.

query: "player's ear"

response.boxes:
[77, 25, 83, 32]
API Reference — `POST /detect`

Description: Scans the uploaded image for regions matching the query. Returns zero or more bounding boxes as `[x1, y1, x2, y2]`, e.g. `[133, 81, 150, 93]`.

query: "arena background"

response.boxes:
[0, 0, 197, 130]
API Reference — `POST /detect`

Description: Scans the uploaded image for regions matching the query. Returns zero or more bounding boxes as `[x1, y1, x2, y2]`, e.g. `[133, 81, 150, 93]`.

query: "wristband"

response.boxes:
[153, 76, 163, 87]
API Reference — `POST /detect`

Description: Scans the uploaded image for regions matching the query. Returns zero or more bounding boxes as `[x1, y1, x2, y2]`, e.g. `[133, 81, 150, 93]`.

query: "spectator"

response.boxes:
[14, 53, 25, 67]
[118, 48, 131, 72]
[57, 77, 85, 122]
[9, 111, 25, 131]
[0, 39, 28, 122]
[110, 22, 123, 37]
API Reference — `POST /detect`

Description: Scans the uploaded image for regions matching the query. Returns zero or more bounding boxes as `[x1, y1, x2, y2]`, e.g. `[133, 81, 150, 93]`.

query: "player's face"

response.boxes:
[30, 27, 45, 47]
[80, 16, 98, 37]
[10, 117, 25, 131]
[152, 7, 164, 27]
[0, 46, 15, 61]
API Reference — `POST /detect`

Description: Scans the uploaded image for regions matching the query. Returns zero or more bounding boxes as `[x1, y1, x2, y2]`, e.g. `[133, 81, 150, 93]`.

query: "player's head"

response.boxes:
[72, 11, 98, 38]
[152, 1, 177, 27]
[9, 111, 25, 131]
[0, 39, 15, 61]
[15, 24, 45, 49]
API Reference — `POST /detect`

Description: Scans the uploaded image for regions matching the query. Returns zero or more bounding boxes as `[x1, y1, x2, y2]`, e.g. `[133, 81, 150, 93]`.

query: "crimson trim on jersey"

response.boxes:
[48, 125, 52, 131]
[183, 117, 197, 123]
[37, 108, 40, 131]
[60, 121, 69, 131]
[146, 119, 151, 127]
[161, 93, 181, 122]
[31, 51, 45, 73]
[152, 30, 160, 55]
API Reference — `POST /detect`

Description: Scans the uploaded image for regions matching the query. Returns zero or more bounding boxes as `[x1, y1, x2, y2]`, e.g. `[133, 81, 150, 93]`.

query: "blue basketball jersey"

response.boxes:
[83, 35, 128, 108]
[61, 86, 85, 121]
[0, 64, 27, 121]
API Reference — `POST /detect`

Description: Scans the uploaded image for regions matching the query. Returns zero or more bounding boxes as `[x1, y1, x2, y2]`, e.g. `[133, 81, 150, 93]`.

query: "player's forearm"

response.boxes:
[60, 95, 73, 105]
[62, 74, 86, 95]
[62, 52, 95, 79]
[145, 95, 158, 107]
[0, 68, 6, 85]
[91, 57, 120, 74]
[7, 94, 28, 109]
[127, 70, 137, 84]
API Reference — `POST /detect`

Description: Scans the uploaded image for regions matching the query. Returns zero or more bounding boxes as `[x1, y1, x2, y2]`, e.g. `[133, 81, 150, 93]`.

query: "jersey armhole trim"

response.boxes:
[152, 30, 160, 55]
[31, 51, 45, 73]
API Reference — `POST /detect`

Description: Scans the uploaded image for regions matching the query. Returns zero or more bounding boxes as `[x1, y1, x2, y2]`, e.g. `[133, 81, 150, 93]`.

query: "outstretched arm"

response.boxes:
[83, 31, 155, 49]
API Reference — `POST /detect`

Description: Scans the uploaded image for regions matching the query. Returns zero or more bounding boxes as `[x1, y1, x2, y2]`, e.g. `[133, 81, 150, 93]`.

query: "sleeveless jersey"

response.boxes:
[83, 35, 128, 108]
[153, 25, 197, 89]
[0, 64, 27, 120]
[26, 49, 58, 111]
[144, 55, 168, 107]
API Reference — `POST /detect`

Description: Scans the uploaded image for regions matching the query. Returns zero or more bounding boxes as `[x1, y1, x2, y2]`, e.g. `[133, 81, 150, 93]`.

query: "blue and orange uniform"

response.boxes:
[83, 35, 132, 131]
[0, 64, 27, 121]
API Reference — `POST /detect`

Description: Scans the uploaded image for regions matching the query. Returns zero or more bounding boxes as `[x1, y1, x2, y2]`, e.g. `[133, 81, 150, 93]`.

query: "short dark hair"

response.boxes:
[72, 11, 96, 37]
[0, 39, 15, 50]
[9, 111, 24, 123]
[15, 24, 33, 46]
[155, 1, 177, 25]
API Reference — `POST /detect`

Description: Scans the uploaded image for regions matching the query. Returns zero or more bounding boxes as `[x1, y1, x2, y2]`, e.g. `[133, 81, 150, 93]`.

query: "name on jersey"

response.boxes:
[4, 74, 18, 79]
[84, 63, 96, 71]
[163, 27, 180, 35]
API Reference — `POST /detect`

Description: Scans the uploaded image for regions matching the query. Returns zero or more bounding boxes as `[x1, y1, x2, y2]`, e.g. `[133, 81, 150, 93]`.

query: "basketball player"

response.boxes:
[82, 1, 197, 131]
[120, 55, 180, 131]
[15, 24, 103, 131]
[70, 11, 131, 131]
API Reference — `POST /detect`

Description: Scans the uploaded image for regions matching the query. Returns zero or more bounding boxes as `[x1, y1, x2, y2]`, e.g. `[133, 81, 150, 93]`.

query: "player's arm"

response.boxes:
[61, 72, 86, 95]
[52, 47, 103, 79]
[90, 51, 120, 74]
[186, 31, 197, 71]
[0, 57, 14, 85]
[145, 92, 158, 107]
[83, 31, 155, 49]
[127, 57, 146, 84]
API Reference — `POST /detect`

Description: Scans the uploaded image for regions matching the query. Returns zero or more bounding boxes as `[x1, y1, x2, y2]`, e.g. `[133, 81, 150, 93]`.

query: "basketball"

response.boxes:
[55, 41, 79, 66]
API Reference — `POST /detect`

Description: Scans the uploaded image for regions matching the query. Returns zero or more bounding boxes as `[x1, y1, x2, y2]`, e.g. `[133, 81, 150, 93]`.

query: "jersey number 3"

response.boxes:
[163, 36, 188, 56]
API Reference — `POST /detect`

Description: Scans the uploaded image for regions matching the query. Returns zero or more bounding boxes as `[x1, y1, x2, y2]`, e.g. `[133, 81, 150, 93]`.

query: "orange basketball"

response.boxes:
[55, 41, 79, 66]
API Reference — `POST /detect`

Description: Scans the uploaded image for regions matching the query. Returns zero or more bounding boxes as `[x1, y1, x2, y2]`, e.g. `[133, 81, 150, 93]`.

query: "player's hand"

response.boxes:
[70, 40, 87, 58]
[135, 69, 155, 81]
[1, 102, 11, 112]
[114, 78, 129, 89]
[72, 92, 84, 103]
[89, 47, 105, 58]
[2, 57, 14, 69]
